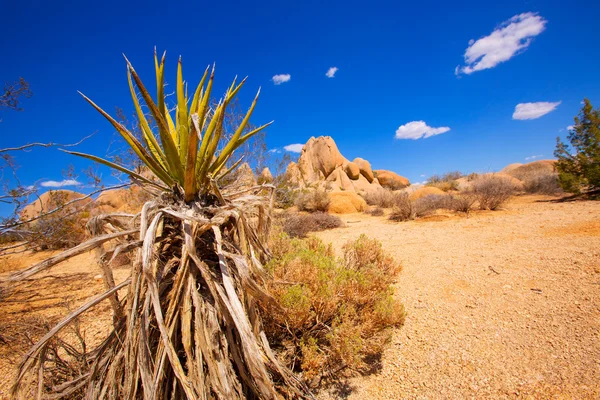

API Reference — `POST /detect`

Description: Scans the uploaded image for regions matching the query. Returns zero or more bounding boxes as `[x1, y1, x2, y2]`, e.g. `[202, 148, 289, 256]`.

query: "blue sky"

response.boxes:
[1, 0, 599, 214]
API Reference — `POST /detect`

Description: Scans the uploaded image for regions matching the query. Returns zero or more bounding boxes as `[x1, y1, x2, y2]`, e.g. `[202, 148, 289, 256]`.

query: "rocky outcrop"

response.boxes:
[285, 162, 303, 187]
[21, 190, 92, 220]
[283, 136, 408, 194]
[327, 192, 368, 214]
[297, 137, 346, 183]
[374, 170, 410, 190]
[353, 158, 375, 182]
[259, 167, 274, 183]
[235, 163, 257, 188]
[344, 162, 360, 180]
[505, 160, 556, 180]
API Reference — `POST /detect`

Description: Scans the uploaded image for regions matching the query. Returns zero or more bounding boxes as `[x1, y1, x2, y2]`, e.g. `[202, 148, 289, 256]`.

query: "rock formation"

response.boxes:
[327, 192, 368, 214]
[374, 170, 410, 190]
[258, 167, 273, 183]
[283, 136, 409, 194]
[21, 190, 92, 220]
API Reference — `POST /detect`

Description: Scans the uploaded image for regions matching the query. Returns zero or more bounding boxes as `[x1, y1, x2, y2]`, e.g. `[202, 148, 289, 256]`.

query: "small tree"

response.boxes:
[554, 98, 600, 194]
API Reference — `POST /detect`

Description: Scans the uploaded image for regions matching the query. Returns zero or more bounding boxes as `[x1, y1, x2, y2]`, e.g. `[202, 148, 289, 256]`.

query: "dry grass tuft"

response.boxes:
[295, 189, 331, 212]
[388, 192, 415, 221]
[471, 174, 519, 210]
[521, 171, 563, 195]
[281, 212, 344, 238]
[362, 189, 398, 208]
[264, 234, 405, 386]
[367, 207, 385, 216]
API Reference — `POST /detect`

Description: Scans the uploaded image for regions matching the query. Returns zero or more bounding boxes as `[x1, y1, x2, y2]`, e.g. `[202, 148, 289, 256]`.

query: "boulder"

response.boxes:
[344, 162, 361, 180]
[297, 136, 347, 183]
[483, 173, 524, 191]
[351, 174, 382, 193]
[326, 167, 354, 191]
[408, 186, 446, 201]
[353, 157, 375, 182]
[235, 163, 257, 187]
[259, 167, 273, 183]
[327, 191, 367, 214]
[285, 162, 304, 187]
[505, 160, 556, 180]
[21, 190, 92, 220]
[374, 170, 410, 189]
[500, 163, 523, 174]
[95, 187, 148, 214]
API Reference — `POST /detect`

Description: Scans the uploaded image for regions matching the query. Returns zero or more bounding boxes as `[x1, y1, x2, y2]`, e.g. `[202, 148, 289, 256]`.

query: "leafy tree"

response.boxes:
[554, 98, 600, 194]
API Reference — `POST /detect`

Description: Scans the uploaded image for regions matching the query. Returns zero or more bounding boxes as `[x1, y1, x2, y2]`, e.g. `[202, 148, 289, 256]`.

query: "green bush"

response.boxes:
[264, 234, 405, 386]
[555, 98, 600, 194]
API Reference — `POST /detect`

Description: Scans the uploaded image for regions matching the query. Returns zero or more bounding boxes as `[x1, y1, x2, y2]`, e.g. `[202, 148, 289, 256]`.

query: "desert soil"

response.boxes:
[316, 195, 600, 399]
[1, 195, 599, 399]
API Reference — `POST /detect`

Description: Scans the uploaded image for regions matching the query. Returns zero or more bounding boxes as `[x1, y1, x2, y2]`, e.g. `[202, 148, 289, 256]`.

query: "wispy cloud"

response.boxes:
[283, 143, 304, 153]
[525, 154, 543, 161]
[567, 125, 574, 131]
[268, 148, 281, 154]
[325, 67, 338, 78]
[512, 101, 561, 120]
[40, 179, 81, 188]
[395, 121, 450, 140]
[456, 12, 547, 75]
[272, 74, 291, 85]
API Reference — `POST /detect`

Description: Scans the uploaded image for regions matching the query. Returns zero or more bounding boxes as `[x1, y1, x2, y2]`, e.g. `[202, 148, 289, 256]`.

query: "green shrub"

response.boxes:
[263, 234, 405, 385]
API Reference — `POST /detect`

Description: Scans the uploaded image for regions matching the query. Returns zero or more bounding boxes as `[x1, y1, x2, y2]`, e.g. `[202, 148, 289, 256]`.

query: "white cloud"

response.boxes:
[283, 143, 304, 153]
[395, 121, 450, 140]
[525, 154, 543, 161]
[268, 148, 281, 154]
[512, 101, 561, 120]
[272, 74, 291, 85]
[457, 12, 547, 75]
[567, 125, 574, 131]
[325, 67, 338, 78]
[40, 179, 81, 188]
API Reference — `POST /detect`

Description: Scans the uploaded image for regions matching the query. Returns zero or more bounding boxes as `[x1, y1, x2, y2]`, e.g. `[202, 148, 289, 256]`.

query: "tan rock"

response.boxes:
[297, 136, 347, 183]
[326, 167, 354, 191]
[327, 191, 367, 214]
[285, 162, 304, 187]
[500, 163, 523, 174]
[352, 174, 382, 194]
[374, 170, 410, 189]
[482, 173, 524, 191]
[505, 160, 556, 181]
[234, 162, 257, 188]
[259, 167, 273, 183]
[21, 190, 91, 220]
[409, 186, 446, 201]
[353, 157, 375, 182]
[344, 162, 361, 180]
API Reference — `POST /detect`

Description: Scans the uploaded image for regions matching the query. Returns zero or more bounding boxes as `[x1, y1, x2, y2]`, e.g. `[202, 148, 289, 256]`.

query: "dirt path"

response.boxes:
[316, 196, 600, 399]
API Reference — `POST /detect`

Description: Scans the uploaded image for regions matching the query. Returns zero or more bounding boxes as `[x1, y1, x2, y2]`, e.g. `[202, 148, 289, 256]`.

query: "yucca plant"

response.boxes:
[8, 51, 312, 399]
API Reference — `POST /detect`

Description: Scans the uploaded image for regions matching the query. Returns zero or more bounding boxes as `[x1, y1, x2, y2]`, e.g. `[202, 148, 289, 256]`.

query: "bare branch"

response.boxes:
[0, 133, 96, 154]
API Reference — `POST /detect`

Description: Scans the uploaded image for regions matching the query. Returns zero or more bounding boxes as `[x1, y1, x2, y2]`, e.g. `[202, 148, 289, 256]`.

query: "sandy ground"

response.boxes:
[1, 195, 599, 399]
[316, 196, 600, 399]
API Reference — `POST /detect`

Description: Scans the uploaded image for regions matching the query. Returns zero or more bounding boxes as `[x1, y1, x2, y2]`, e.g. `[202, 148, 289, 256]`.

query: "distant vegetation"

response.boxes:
[555, 98, 600, 195]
